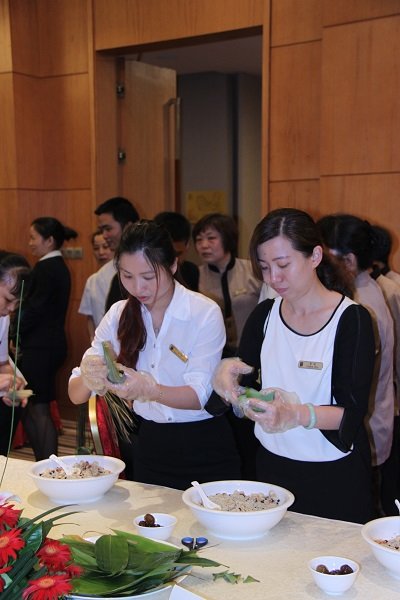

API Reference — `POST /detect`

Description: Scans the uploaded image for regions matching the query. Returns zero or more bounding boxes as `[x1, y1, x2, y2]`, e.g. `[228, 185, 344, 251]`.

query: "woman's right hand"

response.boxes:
[0, 374, 27, 407]
[212, 357, 253, 404]
[80, 354, 108, 395]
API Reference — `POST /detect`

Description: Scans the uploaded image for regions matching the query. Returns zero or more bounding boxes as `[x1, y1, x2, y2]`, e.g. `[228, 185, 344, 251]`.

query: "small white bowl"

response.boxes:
[308, 556, 359, 595]
[182, 480, 294, 540]
[29, 455, 125, 504]
[361, 516, 400, 579]
[133, 513, 177, 541]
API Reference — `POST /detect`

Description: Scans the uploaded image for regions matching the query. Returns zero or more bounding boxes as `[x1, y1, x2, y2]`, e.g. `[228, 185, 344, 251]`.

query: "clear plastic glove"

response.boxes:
[212, 357, 253, 405]
[80, 354, 108, 395]
[244, 388, 301, 433]
[1, 374, 27, 407]
[106, 368, 158, 404]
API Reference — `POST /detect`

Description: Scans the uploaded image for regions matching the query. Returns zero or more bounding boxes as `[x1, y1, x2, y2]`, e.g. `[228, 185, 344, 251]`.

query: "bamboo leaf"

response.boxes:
[95, 535, 129, 572]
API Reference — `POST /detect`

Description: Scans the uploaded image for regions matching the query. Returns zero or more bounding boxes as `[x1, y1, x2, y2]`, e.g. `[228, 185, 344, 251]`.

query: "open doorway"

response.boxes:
[96, 29, 262, 258]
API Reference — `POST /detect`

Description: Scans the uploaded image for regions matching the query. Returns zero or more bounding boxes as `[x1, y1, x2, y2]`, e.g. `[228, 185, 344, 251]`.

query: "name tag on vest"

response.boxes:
[298, 360, 323, 370]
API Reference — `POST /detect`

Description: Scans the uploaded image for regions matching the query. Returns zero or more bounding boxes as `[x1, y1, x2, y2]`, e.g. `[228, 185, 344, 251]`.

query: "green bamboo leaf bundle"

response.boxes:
[238, 388, 275, 413]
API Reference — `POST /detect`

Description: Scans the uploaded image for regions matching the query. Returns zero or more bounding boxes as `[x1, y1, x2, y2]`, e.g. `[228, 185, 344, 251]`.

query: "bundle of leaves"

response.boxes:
[62, 531, 224, 597]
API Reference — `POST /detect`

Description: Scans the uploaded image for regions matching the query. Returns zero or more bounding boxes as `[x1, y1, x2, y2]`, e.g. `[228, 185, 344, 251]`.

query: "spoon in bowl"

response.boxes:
[395, 499, 400, 515]
[49, 454, 74, 477]
[191, 480, 221, 510]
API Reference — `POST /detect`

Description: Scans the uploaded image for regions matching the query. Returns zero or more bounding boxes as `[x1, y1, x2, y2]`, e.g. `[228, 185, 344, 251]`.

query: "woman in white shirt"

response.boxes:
[69, 220, 240, 489]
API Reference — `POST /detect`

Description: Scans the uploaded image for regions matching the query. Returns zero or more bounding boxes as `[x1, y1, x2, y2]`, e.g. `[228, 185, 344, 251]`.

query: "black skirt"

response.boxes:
[256, 444, 374, 524]
[134, 415, 241, 490]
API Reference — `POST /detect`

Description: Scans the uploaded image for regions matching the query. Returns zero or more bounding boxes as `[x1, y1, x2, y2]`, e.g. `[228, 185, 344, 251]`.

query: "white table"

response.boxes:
[1, 456, 399, 599]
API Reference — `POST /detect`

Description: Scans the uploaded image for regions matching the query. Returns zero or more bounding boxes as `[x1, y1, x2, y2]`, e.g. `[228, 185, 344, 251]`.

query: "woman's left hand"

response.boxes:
[107, 368, 158, 403]
[244, 388, 303, 432]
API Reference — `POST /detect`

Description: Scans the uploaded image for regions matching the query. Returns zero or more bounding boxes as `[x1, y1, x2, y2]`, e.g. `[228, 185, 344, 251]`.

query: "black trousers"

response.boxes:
[134, 415, 241, 490]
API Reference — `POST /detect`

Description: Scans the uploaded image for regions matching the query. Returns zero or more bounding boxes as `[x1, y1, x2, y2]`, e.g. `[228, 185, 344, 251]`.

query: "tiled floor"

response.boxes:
[9, 419, 79, 462]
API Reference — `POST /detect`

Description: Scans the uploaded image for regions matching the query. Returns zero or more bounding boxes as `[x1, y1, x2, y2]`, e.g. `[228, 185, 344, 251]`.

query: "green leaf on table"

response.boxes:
[95, 535, 130, 572]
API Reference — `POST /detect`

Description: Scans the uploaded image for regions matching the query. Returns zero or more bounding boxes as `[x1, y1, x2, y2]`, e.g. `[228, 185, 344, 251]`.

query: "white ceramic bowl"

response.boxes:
[308, 556, 359, 595]
[182, 480, 294, 540]
[133, 513, 177, 541]
[361, 516, 400, 579]
[29, 455, 125, 504]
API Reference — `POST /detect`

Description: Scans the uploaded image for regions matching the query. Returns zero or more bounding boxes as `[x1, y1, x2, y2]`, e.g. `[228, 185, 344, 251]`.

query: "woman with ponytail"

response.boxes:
[69, 220, 240, 489]
[17, 216, 77, 460]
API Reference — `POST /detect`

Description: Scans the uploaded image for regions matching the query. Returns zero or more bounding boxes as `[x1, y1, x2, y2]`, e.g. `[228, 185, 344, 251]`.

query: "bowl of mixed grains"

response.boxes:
[29, 455, 125, 504]
[362, 516, 400, 579]
[182, 480, 294, 540]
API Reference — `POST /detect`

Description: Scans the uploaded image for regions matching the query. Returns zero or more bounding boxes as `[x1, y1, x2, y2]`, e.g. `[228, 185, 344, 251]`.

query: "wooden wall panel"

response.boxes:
[321, 17, 400, 175]
[37, 0, 89, 76]
[270, 41, 321, 182]
[94, 56, 119, 203]
[0, 73, 17, 188]
[320, 174, 400, 269]
[271, 0, 322, 46]
[323, 0, 400, 26]
[0, 0, 12, 72]
[8, 0, 39, 75]
[40, 74, 92, 189]
[13, 74, 42, 189]
[0, 190, 20, 251]
[269, 180, 320, 218]
[94, 0, 264, 50]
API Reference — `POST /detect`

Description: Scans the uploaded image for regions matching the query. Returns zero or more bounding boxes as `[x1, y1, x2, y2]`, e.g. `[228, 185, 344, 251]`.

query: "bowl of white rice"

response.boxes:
[182, 480, 294, 540]
[29, 455, 125, 505]
[362, 516, 400, 579]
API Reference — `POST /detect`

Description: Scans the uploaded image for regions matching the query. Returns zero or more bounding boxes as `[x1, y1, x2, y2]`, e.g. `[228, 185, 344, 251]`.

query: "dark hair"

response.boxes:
[192, 213, 238, 257]
[31, 217, 77, 250]
[154, 211, 191, 243]
[370, 225, 392, 265]
[250, 208, 353, 296]
[317, 214, 375, 271]
[91, 229, 103, 245]
[0, 250, 31, 298]
[95, 197, 139, 228]
[116, 220, 176, 368]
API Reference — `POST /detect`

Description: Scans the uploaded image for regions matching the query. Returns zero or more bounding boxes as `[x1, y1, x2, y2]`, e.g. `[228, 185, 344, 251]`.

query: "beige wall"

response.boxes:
[0, 0, 399, 416]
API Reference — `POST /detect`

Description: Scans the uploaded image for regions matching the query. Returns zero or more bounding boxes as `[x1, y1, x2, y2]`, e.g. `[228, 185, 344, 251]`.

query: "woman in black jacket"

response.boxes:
[18, 217, 77, 460]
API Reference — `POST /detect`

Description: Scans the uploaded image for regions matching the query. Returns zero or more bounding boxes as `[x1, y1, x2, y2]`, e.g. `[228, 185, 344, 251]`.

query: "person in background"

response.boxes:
[193, 213, 261, 357]
[69, 220, 240, 489]
[371, 225, 400, 287]
[78, 231, 114, 341]
[0, 251, 31, 456]
[154, 211, 199, 291]
[95, 197, 140, 313]
[16, 217, 77, 460]
[92, 230, 114, 267]
[318, 214, 395, 516]
[213, 208, 376, 523]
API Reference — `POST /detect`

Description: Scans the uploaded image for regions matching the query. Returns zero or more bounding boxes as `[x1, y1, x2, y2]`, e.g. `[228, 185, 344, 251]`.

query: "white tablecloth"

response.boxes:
[1, 456, 400, 599]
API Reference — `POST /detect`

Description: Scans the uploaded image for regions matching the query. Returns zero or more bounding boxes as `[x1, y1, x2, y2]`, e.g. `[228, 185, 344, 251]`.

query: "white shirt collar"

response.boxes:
[39, 250, 63, 262]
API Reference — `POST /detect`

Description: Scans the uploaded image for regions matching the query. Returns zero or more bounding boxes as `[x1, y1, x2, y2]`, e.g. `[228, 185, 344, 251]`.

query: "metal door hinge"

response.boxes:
[116, 83, 125, 98]
[118, 149, 126, 162]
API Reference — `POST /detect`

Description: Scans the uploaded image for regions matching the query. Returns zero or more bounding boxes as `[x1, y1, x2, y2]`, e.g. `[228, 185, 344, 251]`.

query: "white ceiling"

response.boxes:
[127, 35, 262, 76]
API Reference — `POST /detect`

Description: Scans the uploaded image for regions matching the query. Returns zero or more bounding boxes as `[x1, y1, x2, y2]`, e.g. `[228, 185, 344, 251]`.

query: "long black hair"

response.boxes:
[116, 220, 176, 368]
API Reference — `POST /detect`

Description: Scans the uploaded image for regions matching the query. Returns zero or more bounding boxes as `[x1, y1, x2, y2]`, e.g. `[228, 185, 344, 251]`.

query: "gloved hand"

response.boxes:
[80, 354, 108, 395]
[1, 374, 29, 407]
[106, 368, 158, 404]
[243, 388, 301, 433]
[212, 357, 253, 405]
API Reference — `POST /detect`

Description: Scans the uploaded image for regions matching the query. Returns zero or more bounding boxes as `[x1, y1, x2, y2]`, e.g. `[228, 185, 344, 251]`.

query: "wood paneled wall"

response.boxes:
[269, 0, 400, 269]
[1, 0, 400, 419]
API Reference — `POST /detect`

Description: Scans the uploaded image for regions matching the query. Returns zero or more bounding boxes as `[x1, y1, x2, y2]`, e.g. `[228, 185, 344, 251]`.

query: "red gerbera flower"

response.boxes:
[0, 503, 22, 530]
[22, 573, 73, 600]
[37, 539, 71, 571]
[0, 528, 25, 565]
[0, 565, 12, 592]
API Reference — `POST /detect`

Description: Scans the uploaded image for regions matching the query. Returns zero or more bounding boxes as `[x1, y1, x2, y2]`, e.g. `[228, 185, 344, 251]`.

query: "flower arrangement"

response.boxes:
[0, 492, 81, 600]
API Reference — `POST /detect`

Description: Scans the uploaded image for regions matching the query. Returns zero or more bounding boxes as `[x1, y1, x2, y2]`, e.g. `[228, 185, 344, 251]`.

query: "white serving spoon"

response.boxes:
[395, 498, 400, 515]
[191, 480, 221, 510]
[49, 454, 74, 477]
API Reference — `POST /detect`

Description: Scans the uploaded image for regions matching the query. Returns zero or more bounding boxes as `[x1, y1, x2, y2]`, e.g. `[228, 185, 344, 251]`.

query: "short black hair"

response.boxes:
[95, 197, 140, 228]
[154, 211, 191, 243]
[192, 213, 238, 257]
[371, 225, 392, 264]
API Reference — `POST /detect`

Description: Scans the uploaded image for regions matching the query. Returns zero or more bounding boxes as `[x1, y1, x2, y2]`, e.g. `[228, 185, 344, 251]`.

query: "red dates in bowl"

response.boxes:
[133, 512, 177, 541]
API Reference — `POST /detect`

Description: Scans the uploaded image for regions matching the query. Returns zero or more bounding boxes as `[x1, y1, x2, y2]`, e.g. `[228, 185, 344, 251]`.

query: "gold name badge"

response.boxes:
[298, 360, 323, 370]
[169, 344, 188, 363]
